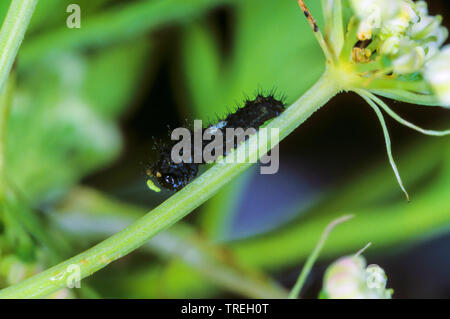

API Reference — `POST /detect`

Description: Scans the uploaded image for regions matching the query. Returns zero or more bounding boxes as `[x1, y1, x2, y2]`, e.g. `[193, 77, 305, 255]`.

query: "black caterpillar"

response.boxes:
[147, 94, 285, 191]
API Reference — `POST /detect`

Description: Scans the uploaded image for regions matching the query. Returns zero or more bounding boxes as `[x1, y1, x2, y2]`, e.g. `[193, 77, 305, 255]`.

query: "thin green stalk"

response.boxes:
[288, 215, 353, 299]
[0, 71, 340, 298]
[0, 0, 37, 178]
[322, 0, 344, 60]
[0, 0, 37, 237]
[369, 89, 441, 106]
[330, 0, 344, 58]
[0, 0, 37, 94]
[366, 91, 450, 136]
[357, 90, 410, 201]
[0, 76, 14, 184]
[366, 78, 429, 93]
[296, 0, 333, 62]
[339, 17, 358, 63]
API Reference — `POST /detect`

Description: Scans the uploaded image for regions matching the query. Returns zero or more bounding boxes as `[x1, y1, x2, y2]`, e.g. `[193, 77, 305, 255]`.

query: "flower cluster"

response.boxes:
[424, 46, 450, 105]
[322, 255, 393, 299]
[348, 0, 449, 105]
[298, 0, 450, 200]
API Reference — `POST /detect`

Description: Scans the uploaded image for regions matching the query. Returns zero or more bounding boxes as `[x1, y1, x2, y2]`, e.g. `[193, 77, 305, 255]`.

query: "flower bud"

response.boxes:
[381, 1, 418, 38]
[381, 36, 401, 55]
[392, 40, 426, 74]
[351, 0, 400, 24]
[322, 255, 393, 299]
[408, 2, 448, 60]
[424, 46, 450, 107]
[351, 0, 398, 40]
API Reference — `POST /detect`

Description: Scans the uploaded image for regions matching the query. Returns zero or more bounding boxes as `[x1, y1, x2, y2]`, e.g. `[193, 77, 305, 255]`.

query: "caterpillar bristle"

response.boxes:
[147, 92, 285, 192]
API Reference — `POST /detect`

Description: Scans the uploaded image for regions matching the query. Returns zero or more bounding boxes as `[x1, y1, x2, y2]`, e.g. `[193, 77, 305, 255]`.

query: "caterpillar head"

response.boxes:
[147, 150, 198, 192]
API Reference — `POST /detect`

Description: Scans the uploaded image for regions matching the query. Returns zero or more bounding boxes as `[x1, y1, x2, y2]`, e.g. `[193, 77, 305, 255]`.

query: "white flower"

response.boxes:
[351, 0, 400, 24]
[408, 2, 448, 60]
[380, 1, 419, 38]
[366, 265, 388, 291]
[351, 0, 400, 40]
[351, 0, 419, 41]
[351, 0, 448, 78]
[381, 36, 402, 55]
[323, 255, 393, 299]
[424, 46, 450, 107]
[391, 39, 426, 74]
[381, 36, 427, 75]
[299, 0, 450, 200]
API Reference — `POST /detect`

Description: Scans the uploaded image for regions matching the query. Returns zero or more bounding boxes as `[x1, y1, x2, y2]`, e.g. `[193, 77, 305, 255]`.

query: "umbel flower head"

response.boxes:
[297, 0, 450, 200]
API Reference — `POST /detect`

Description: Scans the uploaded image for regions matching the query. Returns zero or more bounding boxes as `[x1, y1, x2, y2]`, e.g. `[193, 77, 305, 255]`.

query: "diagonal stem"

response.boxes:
[0, 0, 38, 184]
[0, 0, 38, 94]
[288, 214, 354, 299]
[0, 71, 340, 298]
[297, 0, 333, 61]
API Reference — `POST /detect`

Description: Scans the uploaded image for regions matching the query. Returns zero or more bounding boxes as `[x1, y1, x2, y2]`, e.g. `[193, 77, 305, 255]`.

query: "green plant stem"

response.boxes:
[0, 76, 14, 185]
[0, 0, 37, 93]
[357, 90, 410, 201]
[0, 71, 340, 298]
[366, 91, 450, 136]
[288, 215, 353, 299]
[366, 78, 430, 93]
[54, 187, 289, 298]
[369, 89, 441, 106]
[0, 0, 37, 228]
[0, 0, 37, 181]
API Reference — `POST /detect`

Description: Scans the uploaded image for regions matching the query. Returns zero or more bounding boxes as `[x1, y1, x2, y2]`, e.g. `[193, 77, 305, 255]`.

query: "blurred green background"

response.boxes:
[0, 0, 449, 298]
